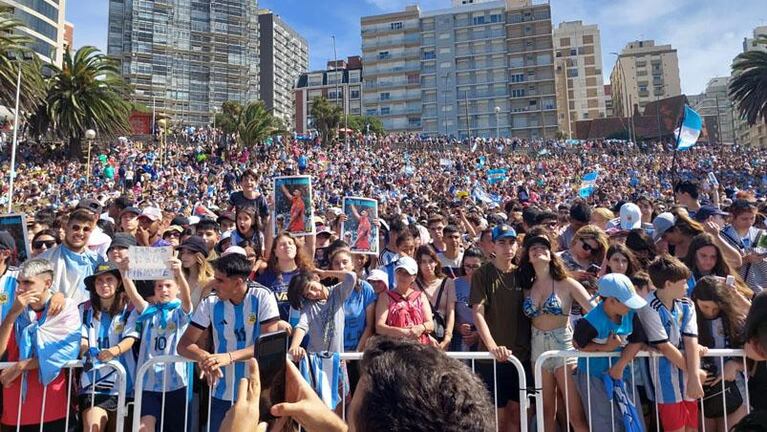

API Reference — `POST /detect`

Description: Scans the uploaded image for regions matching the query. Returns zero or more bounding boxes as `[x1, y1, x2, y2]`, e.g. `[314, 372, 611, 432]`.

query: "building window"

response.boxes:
[423, 50, 436, 60]
[567, 68, 578, 78]
[366, 109, 377, 116]
[490, 14, 502, 23]
[569, 48, 577, 56]
[381, 107, 390, 114]
[390, 22, 403, 30]
[473, 16, 486, 25]
[378, 51, 390, 60]
[380, 93, 390, 101]
[351, 90, 360, 99]
[511, 73, 525, 83]
[511, 89, 525, 97]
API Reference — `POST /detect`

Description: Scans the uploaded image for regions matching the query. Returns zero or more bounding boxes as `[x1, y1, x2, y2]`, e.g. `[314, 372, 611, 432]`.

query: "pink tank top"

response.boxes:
[386, 290, 429, 344]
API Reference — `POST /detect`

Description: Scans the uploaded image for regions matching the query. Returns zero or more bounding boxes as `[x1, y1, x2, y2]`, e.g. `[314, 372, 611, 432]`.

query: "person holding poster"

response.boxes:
[342, 198, 379, 256]
[274, 176, 313, 236]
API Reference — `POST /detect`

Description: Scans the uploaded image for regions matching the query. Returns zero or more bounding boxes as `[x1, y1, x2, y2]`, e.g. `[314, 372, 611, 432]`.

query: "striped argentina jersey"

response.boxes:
[191, 281, 279, 401]
[0, 267, 19, 323]
[134, 306, 191, 392]
[79, 302, 139, 395]
[637, 291, 698, 404]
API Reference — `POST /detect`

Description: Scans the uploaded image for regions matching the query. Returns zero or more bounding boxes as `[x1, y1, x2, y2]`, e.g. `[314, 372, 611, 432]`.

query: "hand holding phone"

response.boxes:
[255, 331, 288, 423]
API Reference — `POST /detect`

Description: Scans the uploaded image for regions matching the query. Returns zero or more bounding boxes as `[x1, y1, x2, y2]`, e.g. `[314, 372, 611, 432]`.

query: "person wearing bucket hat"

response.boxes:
[79, 258, 139, 432]
[177, 236, 209, 258]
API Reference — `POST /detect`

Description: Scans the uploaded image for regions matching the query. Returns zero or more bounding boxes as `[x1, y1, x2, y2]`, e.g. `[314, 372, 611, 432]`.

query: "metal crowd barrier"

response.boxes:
[0, 360, 127, 432]
[533, 348, 749, 432]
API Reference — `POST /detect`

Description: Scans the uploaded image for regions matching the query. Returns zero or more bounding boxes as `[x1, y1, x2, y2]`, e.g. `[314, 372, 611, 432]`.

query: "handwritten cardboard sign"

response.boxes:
[127, 246, 173, 280]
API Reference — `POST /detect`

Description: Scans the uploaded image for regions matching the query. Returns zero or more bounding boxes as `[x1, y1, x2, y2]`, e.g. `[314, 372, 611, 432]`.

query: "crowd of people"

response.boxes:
[0, 129, 767, 431]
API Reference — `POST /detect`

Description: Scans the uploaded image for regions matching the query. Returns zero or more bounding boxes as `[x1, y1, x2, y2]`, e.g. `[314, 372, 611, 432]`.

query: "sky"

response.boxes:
[66, 0, 766, 95]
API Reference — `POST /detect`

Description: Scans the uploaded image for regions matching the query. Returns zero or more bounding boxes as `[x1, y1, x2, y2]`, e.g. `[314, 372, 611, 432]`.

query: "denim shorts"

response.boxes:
[531, 326, 576, 373]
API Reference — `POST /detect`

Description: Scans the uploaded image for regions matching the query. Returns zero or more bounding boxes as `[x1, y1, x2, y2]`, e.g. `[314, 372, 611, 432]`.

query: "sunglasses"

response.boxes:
[464, 263, 481, 269]
[33, 240, 56, 249]
[165, 232, 181, 238]
[580, 239, 598, 253]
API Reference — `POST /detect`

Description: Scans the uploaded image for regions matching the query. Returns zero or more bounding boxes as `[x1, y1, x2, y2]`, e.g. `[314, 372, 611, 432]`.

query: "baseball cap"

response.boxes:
[84, 262, 122, 291]
[108, 233, 137, 251]
[217, 212, 235, 224]
[139, 207, 163, 222]
[0, 231, 16, 252]
[177, 236, 209, 258]
[163, 225, 184, 237]
[596, 273, 647, 310]
[171, 215, 190, 226]
[492, 225, 517, 242]
[652, 212, 677, 242]
[121, 207, 141, 217]
[619, 203, 642, 230]
[394, 256, 418, 275]
[221, 246, 247, 257]
[367, 269, 390, 289]
[693, 205, 729, 223]
[77, 198, 103, 215]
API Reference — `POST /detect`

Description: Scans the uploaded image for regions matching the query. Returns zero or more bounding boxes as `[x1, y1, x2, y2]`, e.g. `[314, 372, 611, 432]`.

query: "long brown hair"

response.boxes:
[606, 244, 640, 277]
[89, 272, 129, 319]
[267, 232, 313, 274]
[415, 245, 444, 284]
[518, 227, 569, 290]
[692, 276, 749, 348]
[684, 233, 753, 299]
[182, 251, 214, 289]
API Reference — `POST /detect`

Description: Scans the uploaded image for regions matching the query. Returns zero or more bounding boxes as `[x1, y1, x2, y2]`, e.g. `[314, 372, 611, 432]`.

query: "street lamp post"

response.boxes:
[157, 119, 167, 167]
[85, 129, 96, 185]
[494, 106, 501, 140]
[6, 60, 22, 213]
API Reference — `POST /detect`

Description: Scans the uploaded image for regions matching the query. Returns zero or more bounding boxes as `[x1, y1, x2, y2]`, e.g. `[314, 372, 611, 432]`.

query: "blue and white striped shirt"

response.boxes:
[79, 301, 139, 395]
[191, 281, 279, 401]
[0, 267, 19, 323]
[134, 306, 191, 393]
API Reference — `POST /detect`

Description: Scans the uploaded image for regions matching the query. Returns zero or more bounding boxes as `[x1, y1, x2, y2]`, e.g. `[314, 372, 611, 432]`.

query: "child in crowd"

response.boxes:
[573, 273, 647, 431]
[118, 257, 193, 432]
[638, 255, 705, 432]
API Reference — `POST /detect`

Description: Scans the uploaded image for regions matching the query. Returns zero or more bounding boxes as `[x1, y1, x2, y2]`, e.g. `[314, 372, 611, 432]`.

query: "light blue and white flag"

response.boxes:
[16, 298, 81, 399]
[487, 168, 508, 184]
[299, 352, 346, 409]
[578, 171, 599, 198]
[675, 105, 703, 151]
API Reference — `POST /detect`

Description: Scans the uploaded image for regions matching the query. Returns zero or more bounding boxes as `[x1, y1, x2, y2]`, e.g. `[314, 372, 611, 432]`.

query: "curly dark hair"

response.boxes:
[356, 337, 495, 432]
[517, 227, 569, 290]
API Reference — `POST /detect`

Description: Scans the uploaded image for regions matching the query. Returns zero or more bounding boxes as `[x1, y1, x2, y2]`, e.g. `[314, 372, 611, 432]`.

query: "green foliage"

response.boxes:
[44, 46, 132, 158]
[236, 101, 286, 148]
[310, 96, 342, 145]
[214, 100, 242, 134]
[347, 115, 385, 135]
[0, 9, 46, 114]
[730, 37, 767, 126]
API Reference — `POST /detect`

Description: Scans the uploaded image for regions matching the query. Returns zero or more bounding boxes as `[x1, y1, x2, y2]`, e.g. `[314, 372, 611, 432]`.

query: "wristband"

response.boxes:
[116, 345, 122, 355]
[228, 352, 233, 364]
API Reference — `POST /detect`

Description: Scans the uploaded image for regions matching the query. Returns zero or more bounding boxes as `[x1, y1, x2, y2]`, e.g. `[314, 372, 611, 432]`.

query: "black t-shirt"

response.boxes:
[573, 313, 646, 349]
[229, 191, 269, 217]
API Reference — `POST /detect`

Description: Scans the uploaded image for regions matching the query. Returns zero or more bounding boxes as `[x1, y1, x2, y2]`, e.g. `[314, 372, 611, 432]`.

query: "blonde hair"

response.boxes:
[592, 208, 614, 222]
[183, 251, 214, 289]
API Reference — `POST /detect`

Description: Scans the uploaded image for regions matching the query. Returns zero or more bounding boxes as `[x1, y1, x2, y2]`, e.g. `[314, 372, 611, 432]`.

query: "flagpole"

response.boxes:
[670, 105, 688, 185]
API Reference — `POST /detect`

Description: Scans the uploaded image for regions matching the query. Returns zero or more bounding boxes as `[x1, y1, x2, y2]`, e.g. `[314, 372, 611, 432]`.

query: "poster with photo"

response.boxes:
[273, 176, 314, 237]
[341, 197, 379, 256]
[0, 213, 30, 266]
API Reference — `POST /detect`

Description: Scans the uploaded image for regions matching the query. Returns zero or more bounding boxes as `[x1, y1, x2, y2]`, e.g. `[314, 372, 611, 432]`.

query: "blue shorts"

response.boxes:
[140, 388, 187, 432]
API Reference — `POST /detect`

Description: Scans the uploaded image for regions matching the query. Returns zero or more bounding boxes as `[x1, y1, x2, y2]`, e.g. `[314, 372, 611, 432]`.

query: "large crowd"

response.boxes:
[0, 129, 767, 432]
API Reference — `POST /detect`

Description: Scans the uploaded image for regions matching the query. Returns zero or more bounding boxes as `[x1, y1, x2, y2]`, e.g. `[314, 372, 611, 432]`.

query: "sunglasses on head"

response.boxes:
[33, 240, 56, 249]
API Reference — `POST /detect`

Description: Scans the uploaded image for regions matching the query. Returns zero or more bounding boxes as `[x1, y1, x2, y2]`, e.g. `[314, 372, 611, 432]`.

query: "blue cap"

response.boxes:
[492, 225, 517, 242]
[597, 273, 647, 310]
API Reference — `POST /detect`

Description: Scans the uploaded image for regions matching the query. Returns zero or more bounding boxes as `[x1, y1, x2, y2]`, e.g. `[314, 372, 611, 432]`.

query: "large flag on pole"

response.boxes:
[675, 105, 703, 151]
[578, 171, 599, 198]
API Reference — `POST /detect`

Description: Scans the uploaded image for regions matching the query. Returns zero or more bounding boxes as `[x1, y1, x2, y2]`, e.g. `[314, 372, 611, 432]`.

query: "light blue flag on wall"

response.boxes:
[675, 105, 703, 151]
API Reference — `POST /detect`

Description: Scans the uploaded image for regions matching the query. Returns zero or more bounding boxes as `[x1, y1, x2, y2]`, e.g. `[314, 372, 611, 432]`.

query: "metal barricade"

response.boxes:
[133, 352, 530, 432]
[0, 360, 127, 432]
[533, 348, 749, 432]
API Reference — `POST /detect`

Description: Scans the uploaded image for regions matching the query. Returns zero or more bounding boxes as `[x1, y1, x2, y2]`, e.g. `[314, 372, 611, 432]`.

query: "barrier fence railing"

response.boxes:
[533, 348, 749, 432]
[0, 360, 127, 432]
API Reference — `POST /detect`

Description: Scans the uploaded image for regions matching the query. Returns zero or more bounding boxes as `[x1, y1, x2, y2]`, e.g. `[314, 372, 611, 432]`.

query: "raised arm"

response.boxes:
[280, 184, 293, 200]
[567, 278, 595, 313]
[170, 257, 193, 313]
[117, 259, 149, 313]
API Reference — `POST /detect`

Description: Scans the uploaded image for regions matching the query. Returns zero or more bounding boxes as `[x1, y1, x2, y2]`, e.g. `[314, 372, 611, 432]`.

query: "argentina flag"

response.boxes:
[675, 105, 703, 151]
[578, 171, 599, 198]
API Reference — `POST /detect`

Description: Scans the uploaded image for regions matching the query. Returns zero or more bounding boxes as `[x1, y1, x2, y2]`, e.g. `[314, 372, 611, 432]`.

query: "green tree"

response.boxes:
[44, 46, 132, 158]
[310, 96, 342, 145]
[237, 101, 285, 148]
[0, 8, 46, 115]
[347, 115, 385, 135]
[214, 100, 242, 134]
[729, 36, 767, 126]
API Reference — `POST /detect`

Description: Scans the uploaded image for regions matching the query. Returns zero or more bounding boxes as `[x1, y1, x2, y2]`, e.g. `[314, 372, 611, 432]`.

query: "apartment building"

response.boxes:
[691, 77, 737, 144]
[553, 20, 606, 137]
[294, 57, 363, 135]
[609, 40, 681, 118]
[1, 0, 67, 65]
[735, 26, 767, 147]
[258, 10, 309, 129]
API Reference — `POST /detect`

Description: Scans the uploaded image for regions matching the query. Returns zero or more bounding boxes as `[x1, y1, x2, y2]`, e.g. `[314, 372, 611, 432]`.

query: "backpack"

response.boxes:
[386, 290, 429, 345]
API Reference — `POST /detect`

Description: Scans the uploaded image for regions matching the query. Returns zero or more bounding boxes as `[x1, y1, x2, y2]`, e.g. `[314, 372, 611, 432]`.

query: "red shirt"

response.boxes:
[2, 312, 69, 426]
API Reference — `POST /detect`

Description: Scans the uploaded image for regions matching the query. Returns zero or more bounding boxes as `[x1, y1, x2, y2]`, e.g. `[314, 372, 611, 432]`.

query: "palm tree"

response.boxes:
[237, 101, 285, 148]
[310, 96, 342, 145]
[44, 46, 132, 158]
[729, 36, 767, 126]
[0, 8, 46, 115]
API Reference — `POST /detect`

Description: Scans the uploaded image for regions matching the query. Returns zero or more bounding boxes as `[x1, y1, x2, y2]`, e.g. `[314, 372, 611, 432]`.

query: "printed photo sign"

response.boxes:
[273, 176, 314, 237]
[341, 197, 379, 256]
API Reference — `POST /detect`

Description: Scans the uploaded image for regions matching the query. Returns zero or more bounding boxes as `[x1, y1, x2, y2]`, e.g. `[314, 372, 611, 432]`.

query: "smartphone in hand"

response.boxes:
[255, 330, 288, 422]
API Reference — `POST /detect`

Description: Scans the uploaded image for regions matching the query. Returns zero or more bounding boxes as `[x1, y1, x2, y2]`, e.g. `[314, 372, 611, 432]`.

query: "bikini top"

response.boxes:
[523, 279, 566, 319]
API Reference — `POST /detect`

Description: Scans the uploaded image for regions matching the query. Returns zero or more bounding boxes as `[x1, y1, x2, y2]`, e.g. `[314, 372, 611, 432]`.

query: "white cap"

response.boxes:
[221, 246, 247, 257]
[394, 256, 418, 275]
[620, 203, 642, 230]
[367, 269, 389, 288]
